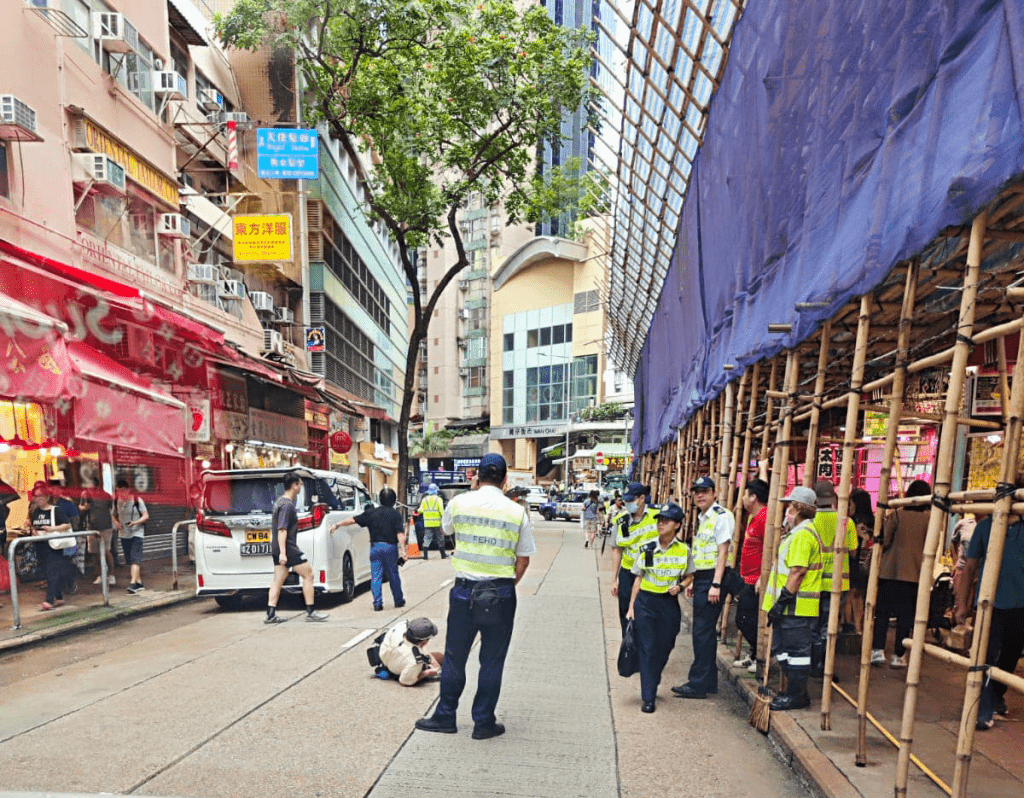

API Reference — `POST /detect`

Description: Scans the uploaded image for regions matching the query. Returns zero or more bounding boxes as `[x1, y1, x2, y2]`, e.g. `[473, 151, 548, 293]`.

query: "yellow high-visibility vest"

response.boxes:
[812, 510, 857, 592]
[636, 539, 691, 593]
[613, 508, 659, 570]
[419, 494, 443, 527]
[762, 520, 824, 617]
[449, 502, 525, 579]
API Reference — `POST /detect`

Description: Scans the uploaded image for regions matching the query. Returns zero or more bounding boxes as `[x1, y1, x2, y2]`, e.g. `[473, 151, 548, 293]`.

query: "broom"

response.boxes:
[749, 625, 774, 733]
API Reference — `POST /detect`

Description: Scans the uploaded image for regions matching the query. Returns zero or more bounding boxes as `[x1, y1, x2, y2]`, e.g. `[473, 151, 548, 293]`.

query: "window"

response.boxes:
[466, 336, 486, 360]
[574, 290, 600, 313]
[170, 41, 189, 97]
[324, 219, 392, 335]
[571, 354, 599, 414]
[466, 366, 486, 389]
[527, 329, 539, 348]
[540, 327, 551, 346]
[526, 364, 566, 422]
[503, 332, 515, 352]
[0, 141, 9, 199]
[503, 371, 514, 424]
[526, 324, 571, 348]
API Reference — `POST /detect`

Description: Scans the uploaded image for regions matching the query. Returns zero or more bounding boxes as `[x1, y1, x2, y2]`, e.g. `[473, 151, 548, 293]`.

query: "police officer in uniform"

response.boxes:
[673, 476, 735, 699]
[418, 483, 447, 559]
[811, 480, 858, 677]
[415, 453, 535, 740]
[626, 503, 694, 713]
[764, 486, 824, 710]
[610, 482, 660, 635]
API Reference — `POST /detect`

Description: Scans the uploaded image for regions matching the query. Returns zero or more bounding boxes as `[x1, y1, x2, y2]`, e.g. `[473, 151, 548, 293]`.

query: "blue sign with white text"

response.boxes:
[257, 128, 319, 179]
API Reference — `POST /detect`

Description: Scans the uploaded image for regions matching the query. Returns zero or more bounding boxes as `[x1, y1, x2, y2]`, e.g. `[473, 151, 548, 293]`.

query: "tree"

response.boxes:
[409, 423, 455, 458]
[216, 0, 601, 500]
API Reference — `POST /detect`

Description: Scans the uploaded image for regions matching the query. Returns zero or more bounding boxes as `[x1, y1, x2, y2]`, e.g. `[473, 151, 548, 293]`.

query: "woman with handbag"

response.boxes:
[29, 484, 76, 611]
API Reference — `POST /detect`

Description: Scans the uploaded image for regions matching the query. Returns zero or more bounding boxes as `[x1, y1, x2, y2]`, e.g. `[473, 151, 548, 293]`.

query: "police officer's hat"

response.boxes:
[407, 617, 438, 640]
[655, 502, 685, 522]
[622, 481, 649, 501]
[691, 476, 716, 492]
[477, 453, 508, 483]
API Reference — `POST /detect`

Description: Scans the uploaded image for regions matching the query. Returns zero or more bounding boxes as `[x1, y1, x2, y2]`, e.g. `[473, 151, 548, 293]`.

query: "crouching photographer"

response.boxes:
[370, 618, 444, 685]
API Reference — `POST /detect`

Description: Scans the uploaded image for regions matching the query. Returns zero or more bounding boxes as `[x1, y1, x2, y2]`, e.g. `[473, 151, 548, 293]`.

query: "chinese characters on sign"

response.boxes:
[232, 214, 292, 262]
[305, 326, 326, 352]
[256, 129, 319, 180]
[248, 408, 308, 449]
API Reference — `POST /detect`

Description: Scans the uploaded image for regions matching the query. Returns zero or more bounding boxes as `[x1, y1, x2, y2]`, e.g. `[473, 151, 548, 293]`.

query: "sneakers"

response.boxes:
[748, 660, 758, 674]
[733, 656, 754, 669]
[305, 611, 329, 622]
[870, 649, 885, 666]
[890, 654, 908, 669]
[126, 583, 145, 595]
[108, 575, 116, 586]
[264, 614, 286, 624]
[93, 575, 103, 585]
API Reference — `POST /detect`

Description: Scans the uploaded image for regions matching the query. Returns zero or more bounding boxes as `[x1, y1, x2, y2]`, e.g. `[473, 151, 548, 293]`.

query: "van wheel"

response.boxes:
[215, 595, 243, 611]
[341, 553, 356, 603]
[542, 509, 554, 521]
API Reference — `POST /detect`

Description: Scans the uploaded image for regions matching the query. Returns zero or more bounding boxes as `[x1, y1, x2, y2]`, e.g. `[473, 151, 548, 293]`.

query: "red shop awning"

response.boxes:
[0, 293, 79, 402]
[0, 239, 142, 299]
[69, 342, 185, 458]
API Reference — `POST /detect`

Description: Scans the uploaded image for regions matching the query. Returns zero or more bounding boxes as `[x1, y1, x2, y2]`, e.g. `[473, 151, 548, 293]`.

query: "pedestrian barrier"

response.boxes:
[169, 519, 194, 591]
[7, 531, 110, 630]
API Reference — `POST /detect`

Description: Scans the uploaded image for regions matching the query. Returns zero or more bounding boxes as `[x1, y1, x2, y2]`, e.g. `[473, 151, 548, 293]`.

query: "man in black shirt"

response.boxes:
[266, 473, 328, 623]
[332, 487, 407, 611]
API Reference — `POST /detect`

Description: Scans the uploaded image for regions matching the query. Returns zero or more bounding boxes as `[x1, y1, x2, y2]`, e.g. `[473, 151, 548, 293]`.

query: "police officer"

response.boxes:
[415, 453, 535, 740]
[626, 502, 694, 713]
[810, 480, 858, 677]
[610, 482, 660, 635]
[672, 476, 735, 699]
[418, 482, 446, 559]
[764, 486, 824, 710]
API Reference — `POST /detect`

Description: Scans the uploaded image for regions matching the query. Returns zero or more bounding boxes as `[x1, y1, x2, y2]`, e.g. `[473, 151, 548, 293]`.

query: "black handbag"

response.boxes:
[617, 620, 639, 677]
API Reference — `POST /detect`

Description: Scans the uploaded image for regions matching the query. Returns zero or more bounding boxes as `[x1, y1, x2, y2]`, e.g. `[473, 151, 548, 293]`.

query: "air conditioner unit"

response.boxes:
[158, 213, 190, 238]
[262, 329, 283, 354]
[187, 264, 218, 284]
[94, 12, 138, 54]
[0, 95, 42, 142]
[197, 88, 223, 112]
[460, 309, 471, 320]
[275, 307, 294, 324]
[457, 338, 468, 350]
[154, 71, 187, 100]
[459, 367, 469, 377]
[220, 111, 249, 126]
[72, 153, 126, 195]
[458, 280, 469, 290]
[219, 279, 245, 300]
[191, 283, 218, 305]
[250, 292, 274, 313]
[490, 216, 501, 233]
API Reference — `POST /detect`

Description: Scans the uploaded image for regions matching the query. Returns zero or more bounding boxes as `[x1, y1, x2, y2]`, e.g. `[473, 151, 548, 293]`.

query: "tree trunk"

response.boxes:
[397, 323, 428, 507]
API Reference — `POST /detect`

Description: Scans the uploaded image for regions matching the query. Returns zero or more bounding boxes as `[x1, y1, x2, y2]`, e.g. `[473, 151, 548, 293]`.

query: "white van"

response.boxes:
[194, 467, 374, 609]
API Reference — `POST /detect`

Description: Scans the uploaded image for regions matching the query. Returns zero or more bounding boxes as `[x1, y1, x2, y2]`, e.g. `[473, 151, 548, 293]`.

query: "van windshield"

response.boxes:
[203, 475, 343, 516]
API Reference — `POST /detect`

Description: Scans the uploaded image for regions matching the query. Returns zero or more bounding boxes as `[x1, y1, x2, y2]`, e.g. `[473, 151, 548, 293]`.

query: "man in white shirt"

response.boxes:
[379, 618, 444, 685]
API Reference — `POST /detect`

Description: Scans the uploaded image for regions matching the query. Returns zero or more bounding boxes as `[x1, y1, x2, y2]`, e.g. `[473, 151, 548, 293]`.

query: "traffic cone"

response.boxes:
[406, 540, 420, 557]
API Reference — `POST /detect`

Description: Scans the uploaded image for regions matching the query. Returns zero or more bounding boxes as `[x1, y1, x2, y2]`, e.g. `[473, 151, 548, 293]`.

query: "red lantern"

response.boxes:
[330, 430, 352, 453]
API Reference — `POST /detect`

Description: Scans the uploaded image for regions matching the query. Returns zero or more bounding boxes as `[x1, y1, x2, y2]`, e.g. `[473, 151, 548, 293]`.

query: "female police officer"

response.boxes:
[626, 503, 694, 713]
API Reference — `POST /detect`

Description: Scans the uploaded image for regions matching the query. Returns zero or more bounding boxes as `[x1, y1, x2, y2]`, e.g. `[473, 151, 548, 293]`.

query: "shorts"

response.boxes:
[87, 528, 114, 554]
[272, 545, 307, 569]
[120, 535, 144, 565]
[583, 519, 599, 534]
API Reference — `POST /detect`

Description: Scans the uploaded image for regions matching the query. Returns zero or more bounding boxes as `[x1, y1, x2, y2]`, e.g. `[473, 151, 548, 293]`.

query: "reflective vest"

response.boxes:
[762, 520, 824, 617]
[449, 500, 525, 579]
[419, 495, 443, 527]
[636, 539, 691, 593]
[812, 510, 857, 592]
[693, 503, 732, 571]
[614, 507, 660, 570]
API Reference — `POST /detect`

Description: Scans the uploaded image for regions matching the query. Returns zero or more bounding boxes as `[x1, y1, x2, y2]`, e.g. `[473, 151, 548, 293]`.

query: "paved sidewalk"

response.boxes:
[367, 531, 619, 798]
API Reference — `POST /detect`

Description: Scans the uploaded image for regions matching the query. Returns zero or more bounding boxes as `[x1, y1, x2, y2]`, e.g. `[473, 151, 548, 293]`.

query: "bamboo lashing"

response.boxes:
[802, 321, 832, 488]
[907, 639, 1024, 695]
[856, 258, 919, 766]
[821, 295, 871, 730]
[895, 210, 987, 798]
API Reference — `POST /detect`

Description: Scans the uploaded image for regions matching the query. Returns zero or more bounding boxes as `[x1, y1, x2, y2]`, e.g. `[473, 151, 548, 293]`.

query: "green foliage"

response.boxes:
[579, 401, 625, 422]
[409, 427, 455, 457]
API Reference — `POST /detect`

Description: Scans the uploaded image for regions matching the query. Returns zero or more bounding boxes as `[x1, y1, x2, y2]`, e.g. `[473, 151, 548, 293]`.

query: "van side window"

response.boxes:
[334, 483, 356, 511]
[315, 478, 342, 509]
[356, 487, 372, 508]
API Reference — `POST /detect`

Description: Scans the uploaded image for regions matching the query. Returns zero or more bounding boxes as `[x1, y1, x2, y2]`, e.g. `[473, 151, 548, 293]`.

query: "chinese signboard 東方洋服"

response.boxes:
[232, 214, 292, 262]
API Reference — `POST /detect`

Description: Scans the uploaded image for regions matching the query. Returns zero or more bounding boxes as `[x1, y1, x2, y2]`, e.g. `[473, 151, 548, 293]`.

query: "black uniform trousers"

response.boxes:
[686, 570, 723, 694]
[735, 582, 759, 653]
[635, 589, 682, 702]
[617, 566, 635, 635]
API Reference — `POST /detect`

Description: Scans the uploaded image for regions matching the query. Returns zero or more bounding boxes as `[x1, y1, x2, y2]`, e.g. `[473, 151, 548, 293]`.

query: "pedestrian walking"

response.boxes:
[29, 484, 76, 611]
[265, 473, 328, 623]
[734, 478, 769, 672]
[810, 480, 858, 676]
[582, 489, 602, 548]
[418, 483, 446, 559]
[332, 487, 407, 612]
[763, 486, 824, 711]
[415, 453, 535, 739]
[609, 482, 659, 635]
[625, 502, 693, 713]
[672, 476, 735, 699]
[80, 486, 116, 586]
[114, 479, 148, 594]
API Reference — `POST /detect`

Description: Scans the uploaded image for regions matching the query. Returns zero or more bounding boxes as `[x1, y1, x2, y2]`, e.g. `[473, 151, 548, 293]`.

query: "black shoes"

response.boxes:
[373, 605, 383, 612]
[395, 600, 406, 608]
[472, 722, 505, 740]
[641, 701, 656, 713]
[415, 716, 457, 734]
[770, 693, 811, 711]
[671, 684, 707, 699]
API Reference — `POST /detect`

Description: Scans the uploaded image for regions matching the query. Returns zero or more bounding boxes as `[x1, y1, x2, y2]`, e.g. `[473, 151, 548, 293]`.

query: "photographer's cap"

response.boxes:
[407, 618, 437, 640]
[478, 453, 508, 482]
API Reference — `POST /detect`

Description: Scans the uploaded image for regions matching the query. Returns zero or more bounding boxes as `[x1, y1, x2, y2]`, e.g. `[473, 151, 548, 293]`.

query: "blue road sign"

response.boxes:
[257, 128, 319, 179]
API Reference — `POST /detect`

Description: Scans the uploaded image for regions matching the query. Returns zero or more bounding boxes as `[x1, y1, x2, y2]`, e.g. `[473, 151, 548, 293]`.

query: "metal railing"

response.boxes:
[170, 520, 195, 591]
[7, 531, 109, 630]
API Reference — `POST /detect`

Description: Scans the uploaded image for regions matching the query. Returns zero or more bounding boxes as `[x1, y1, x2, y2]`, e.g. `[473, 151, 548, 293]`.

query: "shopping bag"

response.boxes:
[0, 555, 11, 593]
[617, 620, 639, 677]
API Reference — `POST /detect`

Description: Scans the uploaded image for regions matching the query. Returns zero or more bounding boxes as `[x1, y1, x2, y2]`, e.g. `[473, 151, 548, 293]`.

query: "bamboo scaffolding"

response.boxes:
[733, 361, 762, 659]
[895, 211, 987, 798]
[950, 322, 1024, 797]
[996, 337, 1011, 424]
[755, 350, 797, 673]
[675, 427, 684, 501]
[908, 639, 1024, 694]
[856, 259, 919, 765]
[717, 378, 737, 640]
[821, 295, 871, 729]
[726, 371, 748, 511]
[803, 322, 832, 487]
[758, 358, 780, 481]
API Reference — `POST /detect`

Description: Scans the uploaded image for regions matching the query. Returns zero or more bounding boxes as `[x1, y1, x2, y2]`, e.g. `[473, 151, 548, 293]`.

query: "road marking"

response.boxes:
[340, 628, 377, 650]
[440, 578, 454, 587]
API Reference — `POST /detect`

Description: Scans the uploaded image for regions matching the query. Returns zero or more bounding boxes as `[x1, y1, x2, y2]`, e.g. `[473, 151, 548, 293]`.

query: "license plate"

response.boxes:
[241, 529, 271, 557]
[240, 542, 271, 556]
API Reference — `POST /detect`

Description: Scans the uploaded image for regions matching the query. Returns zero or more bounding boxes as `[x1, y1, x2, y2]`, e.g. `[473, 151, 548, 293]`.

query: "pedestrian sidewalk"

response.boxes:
[713, 622, 1024, 798]
[0, 555, 197, 653]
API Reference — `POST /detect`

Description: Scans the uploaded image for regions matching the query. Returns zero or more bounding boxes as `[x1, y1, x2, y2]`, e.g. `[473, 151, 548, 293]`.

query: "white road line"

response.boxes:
[440, 578, 454, 587]
[340, 628, 377, 650]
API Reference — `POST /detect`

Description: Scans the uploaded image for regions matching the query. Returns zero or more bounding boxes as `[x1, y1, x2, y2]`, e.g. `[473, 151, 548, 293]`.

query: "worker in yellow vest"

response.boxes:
[763, 486, 824, 710]
[626, 502, 694, 713]
[414, 453, 535, 740]
[811, 480, 858, 677]
[610, 482, 660, 635]
[418, 483, 446, 560]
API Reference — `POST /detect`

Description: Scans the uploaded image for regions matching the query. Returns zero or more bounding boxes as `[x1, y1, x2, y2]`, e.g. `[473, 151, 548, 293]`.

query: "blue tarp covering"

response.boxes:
[633, 0, 1024, 454]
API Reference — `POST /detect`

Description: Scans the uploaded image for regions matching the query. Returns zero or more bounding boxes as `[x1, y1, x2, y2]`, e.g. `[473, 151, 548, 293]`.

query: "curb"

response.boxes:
[0, 590, 200, 654]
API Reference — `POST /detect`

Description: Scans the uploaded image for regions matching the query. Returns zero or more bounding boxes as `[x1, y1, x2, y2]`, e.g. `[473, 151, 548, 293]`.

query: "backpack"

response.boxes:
[928, 572, 954, 639]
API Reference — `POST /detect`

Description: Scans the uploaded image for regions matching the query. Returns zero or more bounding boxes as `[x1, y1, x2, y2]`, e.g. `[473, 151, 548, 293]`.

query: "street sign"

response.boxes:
[232, 214, 292, 261]
[256, 128, 319, 179]
[596, 464, 609, 471]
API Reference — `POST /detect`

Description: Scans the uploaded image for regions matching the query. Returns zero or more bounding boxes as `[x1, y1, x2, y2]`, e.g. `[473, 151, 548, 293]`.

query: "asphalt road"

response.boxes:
[0, 519, 811, 798]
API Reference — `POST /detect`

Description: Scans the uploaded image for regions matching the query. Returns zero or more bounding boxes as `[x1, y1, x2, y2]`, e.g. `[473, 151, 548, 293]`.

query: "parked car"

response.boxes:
[194, 467, 374, 609]
[525, 486, 549, 510]
[539, 491, 590, 521]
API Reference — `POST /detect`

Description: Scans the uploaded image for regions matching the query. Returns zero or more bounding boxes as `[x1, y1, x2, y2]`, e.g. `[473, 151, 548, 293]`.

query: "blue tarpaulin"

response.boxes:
[633, 0, 1024, 454]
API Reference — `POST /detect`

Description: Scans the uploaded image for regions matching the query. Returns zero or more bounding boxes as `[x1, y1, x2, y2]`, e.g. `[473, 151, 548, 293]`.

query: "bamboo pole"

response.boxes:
[717, 378, 737, 640]
[911, 639, 1024, 694]
[895, 211, 987, 798]
[675, 427, 684, 502]
[727, 371, 748, 511]
[803, 322, 832, 488]
[821, 296, 871, 729]
[733, 361, 762, 659]
[950, 324, 1024, 797]
[759, 358, 780, 481]
[856, 259, 919, 765]
[755, 351, 798, 674]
